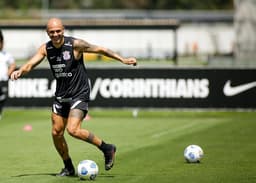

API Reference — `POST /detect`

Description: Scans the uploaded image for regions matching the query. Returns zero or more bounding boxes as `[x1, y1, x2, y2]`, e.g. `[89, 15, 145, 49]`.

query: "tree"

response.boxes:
[0, 0, 234, 10]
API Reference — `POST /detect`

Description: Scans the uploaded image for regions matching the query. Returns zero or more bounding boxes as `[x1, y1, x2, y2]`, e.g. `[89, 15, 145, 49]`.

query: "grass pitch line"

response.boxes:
[151, 122, 197, 138]
[151, 119, 223, 139]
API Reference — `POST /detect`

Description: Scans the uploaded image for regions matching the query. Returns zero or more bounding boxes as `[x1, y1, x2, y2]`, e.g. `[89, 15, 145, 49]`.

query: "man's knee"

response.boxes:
[52, 127, 64, 137]
[51, 113, 66, 137]
[66, 126, 79, 137]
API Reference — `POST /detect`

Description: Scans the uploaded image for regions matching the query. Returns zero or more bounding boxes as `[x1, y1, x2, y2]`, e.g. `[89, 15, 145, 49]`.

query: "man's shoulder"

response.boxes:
[64, 36, 74, 47]
[0, 50, 15, 63]
[0, 50, 12, 57]
[45, 41, 53, 50]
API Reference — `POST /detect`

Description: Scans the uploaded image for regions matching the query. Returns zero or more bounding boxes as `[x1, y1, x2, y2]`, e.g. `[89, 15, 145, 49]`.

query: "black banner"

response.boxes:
[7, 68, 256, 108]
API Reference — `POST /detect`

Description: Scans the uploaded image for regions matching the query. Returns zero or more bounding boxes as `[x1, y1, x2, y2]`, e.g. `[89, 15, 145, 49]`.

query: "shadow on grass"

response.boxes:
[12, 173, 116, 178]
[12, 173, 59, 177]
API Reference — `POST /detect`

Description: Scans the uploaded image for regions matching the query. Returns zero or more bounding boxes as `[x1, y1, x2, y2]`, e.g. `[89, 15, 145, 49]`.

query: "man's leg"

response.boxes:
[51, 112, 75, 176]
[67, 109, 116, 170]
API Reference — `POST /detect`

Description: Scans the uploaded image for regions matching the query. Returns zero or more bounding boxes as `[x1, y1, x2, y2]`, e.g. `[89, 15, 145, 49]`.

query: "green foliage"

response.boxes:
[0, 0, 234, 10]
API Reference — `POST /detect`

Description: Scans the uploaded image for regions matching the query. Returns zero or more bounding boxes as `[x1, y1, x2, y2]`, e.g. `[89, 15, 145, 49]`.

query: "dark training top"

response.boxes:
[46, 36, 90, 101]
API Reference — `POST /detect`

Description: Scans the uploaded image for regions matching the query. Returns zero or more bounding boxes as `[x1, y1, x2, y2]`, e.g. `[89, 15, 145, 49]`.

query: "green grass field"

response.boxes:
[0, 108, 255, 183]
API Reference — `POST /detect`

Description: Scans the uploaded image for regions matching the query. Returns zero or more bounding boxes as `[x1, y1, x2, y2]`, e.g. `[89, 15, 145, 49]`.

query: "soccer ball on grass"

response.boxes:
[77, 160, 99, 180]
[184, 144, 204, 163]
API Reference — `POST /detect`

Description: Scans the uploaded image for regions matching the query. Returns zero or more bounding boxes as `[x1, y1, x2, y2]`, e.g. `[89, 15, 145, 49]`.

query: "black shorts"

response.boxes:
[0, 81, 8, 103]
[52, 97, 88, 118]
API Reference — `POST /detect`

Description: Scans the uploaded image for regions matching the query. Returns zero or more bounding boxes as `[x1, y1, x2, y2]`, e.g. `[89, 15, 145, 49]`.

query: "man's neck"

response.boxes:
[52, 38, 64, 48]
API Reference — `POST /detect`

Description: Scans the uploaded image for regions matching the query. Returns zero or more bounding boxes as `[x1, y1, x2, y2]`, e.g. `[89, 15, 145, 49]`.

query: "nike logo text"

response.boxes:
[223, 80, 256, 97]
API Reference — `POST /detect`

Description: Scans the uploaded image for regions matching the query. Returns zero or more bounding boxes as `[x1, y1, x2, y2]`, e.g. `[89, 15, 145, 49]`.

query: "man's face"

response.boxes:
[47, 26, 64, 46]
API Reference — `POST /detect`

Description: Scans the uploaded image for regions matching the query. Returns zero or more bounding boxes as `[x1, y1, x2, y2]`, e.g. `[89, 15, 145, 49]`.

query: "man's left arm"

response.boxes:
[74, 39, 137, 66]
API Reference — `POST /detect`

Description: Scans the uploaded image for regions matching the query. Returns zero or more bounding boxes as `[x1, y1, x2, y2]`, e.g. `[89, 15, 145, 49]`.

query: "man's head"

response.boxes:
[46, 18, 65, 47]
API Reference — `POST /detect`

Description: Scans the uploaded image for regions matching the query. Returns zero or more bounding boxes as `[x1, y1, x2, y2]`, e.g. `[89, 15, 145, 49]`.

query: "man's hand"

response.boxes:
[122, 57, 137, 66]
[10, 70, 22, 80]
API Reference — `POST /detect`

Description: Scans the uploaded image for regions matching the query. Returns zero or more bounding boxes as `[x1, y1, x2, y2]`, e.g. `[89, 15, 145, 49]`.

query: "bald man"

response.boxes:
[11, 18, 137, 176]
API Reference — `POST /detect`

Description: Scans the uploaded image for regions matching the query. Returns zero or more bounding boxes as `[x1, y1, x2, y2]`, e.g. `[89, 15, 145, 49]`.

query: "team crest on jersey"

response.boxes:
[62, 51, 71, 60]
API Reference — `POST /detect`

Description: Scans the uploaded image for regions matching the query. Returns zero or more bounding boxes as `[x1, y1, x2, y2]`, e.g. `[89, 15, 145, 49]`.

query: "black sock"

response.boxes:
[98, 141, 109, 152]
[64, 158, 74, 170]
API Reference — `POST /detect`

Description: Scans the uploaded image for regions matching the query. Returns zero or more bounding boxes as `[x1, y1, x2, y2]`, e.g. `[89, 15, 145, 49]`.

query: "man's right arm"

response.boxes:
[10, 44, 46, 80]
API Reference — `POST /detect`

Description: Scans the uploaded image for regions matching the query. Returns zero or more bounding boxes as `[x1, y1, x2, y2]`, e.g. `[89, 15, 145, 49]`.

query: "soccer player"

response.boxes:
[10, 18, 137, 176]
[0, 30, 16, 119]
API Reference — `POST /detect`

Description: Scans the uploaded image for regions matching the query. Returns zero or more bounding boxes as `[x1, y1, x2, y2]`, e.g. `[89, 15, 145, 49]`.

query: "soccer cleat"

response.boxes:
[56, 168, 75, 177]
[103, 144, 116, 171]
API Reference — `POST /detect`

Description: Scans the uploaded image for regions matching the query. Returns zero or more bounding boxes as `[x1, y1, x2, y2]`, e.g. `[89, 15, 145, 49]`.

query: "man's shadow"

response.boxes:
[12, 173, 59, 177]
[12, 172, 115, 178]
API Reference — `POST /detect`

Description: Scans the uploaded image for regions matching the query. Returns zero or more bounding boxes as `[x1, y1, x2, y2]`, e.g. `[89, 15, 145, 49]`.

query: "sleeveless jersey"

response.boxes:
[46, 36, 90, 101]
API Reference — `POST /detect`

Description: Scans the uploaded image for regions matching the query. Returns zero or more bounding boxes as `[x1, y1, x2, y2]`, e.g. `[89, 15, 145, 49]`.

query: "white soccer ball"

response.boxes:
[184, 145, 204, 163]
[77, 160, 99, 180]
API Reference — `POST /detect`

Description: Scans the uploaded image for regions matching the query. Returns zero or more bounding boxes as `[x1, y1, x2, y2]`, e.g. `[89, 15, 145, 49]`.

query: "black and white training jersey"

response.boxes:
[46, 36, 90, 101]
